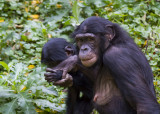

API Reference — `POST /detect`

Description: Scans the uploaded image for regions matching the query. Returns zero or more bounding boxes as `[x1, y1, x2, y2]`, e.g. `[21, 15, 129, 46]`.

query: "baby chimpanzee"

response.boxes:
[41, 38, 93, 114]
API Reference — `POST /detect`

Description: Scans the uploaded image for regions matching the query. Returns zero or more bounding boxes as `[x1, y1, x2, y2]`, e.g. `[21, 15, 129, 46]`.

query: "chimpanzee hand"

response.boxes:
[44, 68, 73, 87]
[44, 69, 63, 82]
[53, 55, 78, 78]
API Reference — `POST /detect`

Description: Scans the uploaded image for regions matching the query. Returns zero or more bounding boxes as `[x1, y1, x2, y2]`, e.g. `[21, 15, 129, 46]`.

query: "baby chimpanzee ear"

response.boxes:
[105, 25, 115, 41]
[65, 46, 74, 56]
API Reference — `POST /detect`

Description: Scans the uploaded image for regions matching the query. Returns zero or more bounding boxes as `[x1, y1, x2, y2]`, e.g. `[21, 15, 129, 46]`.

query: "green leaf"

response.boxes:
[23, 44, 32, 49]
[134, 38, 142, 45]
[0, 87, 16, 98]
[0, 99, 18, 114]
[0, 61, 9, 71]
[85, 7, 93, 16]
[0, 3, 4, 10]
[30, 86, 58, 96]
[17, 93, 36, 114]
[21, 35, 28, 41]
[42, 28, 47, 36]
[72, 0, 80, 23]
[34, 99, 65, 112]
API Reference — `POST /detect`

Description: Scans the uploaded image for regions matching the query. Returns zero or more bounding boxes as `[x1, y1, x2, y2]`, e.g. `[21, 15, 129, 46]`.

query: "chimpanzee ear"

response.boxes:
[65, 46, 74, 56]
[105, 25, 115, 41]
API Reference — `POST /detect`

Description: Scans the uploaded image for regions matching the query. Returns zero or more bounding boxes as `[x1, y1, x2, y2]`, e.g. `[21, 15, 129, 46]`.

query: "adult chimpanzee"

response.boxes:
[47, 17, 160, 114]
[41, 38, 93, 114]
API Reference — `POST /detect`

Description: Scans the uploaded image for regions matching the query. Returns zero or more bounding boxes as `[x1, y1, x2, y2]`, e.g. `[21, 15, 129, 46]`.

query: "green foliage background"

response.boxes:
[0, 0, 159, 113]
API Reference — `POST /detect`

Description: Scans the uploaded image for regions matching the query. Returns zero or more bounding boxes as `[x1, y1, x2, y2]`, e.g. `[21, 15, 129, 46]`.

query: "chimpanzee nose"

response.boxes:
[81, 47, 88, 51]
[80, 45, 91, 53]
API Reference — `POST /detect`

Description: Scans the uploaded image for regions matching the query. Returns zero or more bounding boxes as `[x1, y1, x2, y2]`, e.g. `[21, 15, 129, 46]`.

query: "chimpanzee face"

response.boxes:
[75, 33, 99, 67]
[73, 17, 115, 67]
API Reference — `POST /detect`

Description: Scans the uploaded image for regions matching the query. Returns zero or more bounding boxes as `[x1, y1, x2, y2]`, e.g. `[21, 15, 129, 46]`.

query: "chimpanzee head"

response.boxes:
[72, 16, 115, 67]
[41, 38, 76, 67]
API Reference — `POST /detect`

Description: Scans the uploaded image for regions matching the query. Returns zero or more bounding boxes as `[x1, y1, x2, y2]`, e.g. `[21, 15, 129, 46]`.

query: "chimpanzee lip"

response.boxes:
[81, 57, 93, 61]
[81, 56, 97, 67]
[81, 56, 96, 62]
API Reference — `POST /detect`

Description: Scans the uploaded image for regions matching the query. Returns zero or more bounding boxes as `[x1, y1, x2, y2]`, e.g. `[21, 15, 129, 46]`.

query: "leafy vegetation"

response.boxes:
[0, 0, 159, 113]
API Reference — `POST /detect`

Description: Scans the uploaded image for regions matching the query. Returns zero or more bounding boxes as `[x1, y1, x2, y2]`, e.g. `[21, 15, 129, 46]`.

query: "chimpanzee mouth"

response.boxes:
[81, 57, 95, 62]
[81, 58, 92, 61]
[80, 56, 97, 67]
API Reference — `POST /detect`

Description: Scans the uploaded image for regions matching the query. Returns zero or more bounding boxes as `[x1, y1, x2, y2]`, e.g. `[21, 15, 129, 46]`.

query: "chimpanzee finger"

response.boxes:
[46, 78, 56, 82]
[53, 74, 73, 87]
[62, 69, 67, 79]
[46, 79, 54, 82]
[45, 76, 55, 80]
[45, 76, 60, 81]
[53, 79, 65, 86]
[45, 77, 51, 82]
[46, 68, 57, 73]
[44, 72, 57, 77]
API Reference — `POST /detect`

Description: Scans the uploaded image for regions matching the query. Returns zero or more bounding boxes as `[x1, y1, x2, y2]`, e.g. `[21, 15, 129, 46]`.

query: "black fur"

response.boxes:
[41, 38, 75, 66]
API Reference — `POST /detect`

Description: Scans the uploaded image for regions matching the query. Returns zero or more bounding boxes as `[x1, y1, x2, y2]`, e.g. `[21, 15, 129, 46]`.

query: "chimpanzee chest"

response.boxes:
[94, 69, 136, 114]
[94, 69, 121, 105]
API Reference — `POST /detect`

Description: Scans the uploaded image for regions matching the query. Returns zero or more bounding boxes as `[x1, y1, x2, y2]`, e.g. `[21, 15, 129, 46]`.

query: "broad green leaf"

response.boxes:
[72, 0, 80, 23]
[34, 99, 65, 112]
[0, 61, 9, 71]
[0, 99, 18, 114]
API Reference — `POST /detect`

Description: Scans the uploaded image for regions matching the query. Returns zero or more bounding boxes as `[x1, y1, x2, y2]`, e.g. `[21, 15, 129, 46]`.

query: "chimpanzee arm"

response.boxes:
[69, 72, 94, 114]
[66, 87, 79, 114]
[71, 71, 93, 99]
[103, 46, 160, 114]
[53, 55, 79, 77]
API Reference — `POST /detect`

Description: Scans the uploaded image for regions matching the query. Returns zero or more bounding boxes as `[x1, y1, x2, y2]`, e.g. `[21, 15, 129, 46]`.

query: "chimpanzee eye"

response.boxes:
[79, 38, 84, 42]
[79, 38, 82, 42]
[88, 38, 91, 41]
[88, 37, 94, 42]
